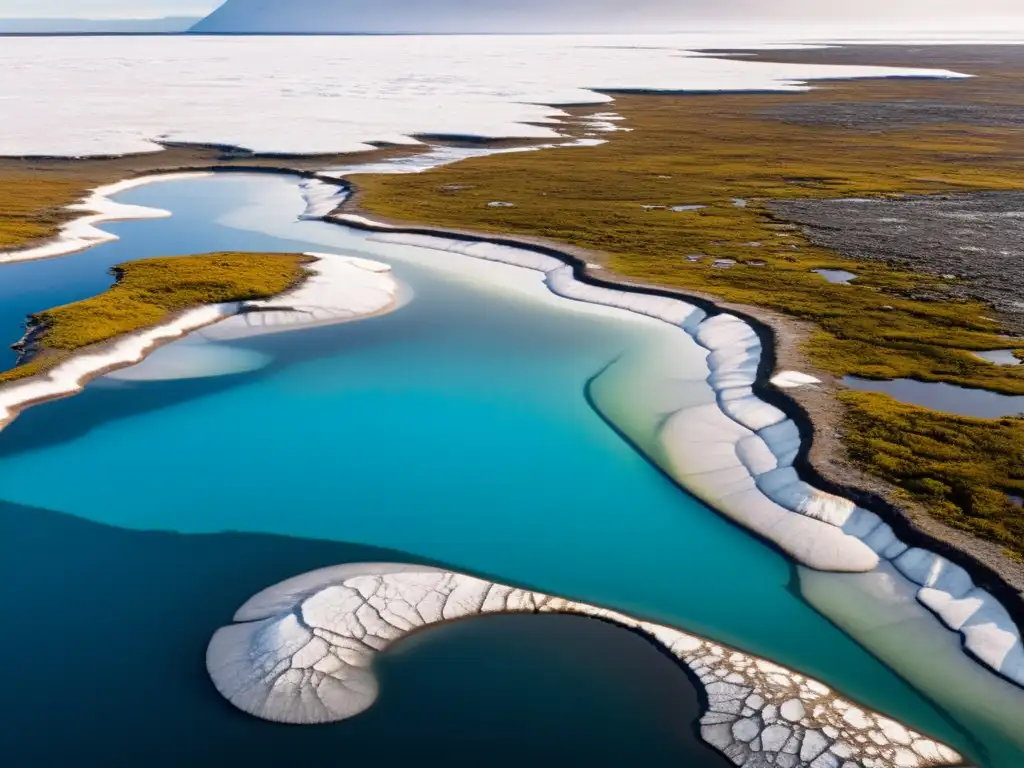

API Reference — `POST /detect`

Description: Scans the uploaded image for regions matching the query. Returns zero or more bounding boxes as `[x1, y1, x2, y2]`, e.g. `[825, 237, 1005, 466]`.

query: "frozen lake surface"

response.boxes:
[0, 34, 964, 156]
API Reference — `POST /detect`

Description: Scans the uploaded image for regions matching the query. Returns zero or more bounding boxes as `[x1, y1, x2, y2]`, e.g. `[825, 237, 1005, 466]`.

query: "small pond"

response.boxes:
[843, 376, 1024, 419]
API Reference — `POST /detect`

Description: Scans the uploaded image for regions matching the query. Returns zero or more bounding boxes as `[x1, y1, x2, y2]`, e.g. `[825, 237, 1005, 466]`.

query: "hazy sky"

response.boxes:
[0, 0, 1019, 21]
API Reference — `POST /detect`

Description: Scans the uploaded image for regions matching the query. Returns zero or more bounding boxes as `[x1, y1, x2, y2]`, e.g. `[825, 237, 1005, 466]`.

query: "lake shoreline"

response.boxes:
[331, 191, 1024, 690]
[1, 153, 1020, 689]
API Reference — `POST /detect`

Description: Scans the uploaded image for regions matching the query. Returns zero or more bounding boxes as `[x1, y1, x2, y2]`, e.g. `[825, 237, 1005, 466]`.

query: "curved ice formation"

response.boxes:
[298, 179, 350, 220]
[0, 173, 212, 265]
[352, 225, 1024, 688]
[200, 252, 399, 341]
[0, 253, 399, 428]
[801, 564, 1024, 749]
[207, 564, 964, 768]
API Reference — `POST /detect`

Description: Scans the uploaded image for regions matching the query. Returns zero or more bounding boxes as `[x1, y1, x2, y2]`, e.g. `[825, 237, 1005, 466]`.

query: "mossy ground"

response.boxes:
[0, 252, 310, 384]
[0, 175, 102, 249]
[350, 63, 1024, 558]
[841, 391, 1024, 561]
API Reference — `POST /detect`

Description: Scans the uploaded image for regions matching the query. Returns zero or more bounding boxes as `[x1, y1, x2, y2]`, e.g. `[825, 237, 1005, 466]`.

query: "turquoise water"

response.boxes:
[0, 174, 1011, 765]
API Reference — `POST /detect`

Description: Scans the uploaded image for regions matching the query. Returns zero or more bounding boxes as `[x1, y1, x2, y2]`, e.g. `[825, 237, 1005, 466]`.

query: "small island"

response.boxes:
[2, 251, 312, 384]
[0, 248, 399, 429]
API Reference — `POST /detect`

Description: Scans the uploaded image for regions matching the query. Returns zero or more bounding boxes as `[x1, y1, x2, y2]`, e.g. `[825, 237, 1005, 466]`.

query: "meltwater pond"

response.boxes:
[0, 174, 1018, 765]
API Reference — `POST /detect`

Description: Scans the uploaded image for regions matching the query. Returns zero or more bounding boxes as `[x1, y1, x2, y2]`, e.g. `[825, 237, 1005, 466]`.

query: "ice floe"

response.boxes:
[207, 564, 963, 768]
[772, 370, 822, 389]
[102, 339, 272, 382]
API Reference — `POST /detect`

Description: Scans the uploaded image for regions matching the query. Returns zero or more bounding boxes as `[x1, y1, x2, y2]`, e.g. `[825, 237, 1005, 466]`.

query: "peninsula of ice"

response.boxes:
[207, 563, 966, 768]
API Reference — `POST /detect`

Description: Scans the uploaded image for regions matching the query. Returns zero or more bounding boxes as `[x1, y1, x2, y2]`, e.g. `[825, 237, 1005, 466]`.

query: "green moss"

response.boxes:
[0, 251, 310, 384]
[0, 175, 97, 250]
[840, 391, 1024, 561]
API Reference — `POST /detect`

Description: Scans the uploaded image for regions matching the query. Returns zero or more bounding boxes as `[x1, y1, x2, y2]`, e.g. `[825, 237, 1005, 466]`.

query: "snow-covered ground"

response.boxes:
[0, 34, 966, 157]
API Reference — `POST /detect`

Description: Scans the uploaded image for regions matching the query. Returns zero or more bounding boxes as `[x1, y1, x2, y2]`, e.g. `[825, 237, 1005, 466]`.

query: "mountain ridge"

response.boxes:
[190, 0, 692, 34]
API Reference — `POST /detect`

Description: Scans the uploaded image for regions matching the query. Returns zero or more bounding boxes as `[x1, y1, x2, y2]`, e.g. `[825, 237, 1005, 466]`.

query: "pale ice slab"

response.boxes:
[102, 340, 271, 382]
[207, 563, 963, 768]
[0, 35, 963, 157]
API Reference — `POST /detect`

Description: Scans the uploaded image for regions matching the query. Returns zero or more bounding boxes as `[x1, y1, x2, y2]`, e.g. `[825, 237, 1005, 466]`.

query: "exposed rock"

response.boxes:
[781, 699, 806, 722]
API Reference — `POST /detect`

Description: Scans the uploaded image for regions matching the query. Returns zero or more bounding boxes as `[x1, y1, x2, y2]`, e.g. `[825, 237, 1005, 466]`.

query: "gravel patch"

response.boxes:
[759, 100, 1024, 131]
[769, 191, 1024, 331]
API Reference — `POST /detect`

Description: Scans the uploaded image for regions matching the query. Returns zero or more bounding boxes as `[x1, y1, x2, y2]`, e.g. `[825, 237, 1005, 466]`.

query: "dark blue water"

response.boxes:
[0, 175, 1006, 765]
[0, 501, 727, 766]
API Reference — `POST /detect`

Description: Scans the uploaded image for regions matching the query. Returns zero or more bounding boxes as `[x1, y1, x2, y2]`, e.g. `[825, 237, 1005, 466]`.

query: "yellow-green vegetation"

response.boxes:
[841, 391, 1024, 561]
[352, 86, 1024, 395]
[0, 252, 310, 384]
[0, 175, 98, 249]
[350, 71, 1024, 557]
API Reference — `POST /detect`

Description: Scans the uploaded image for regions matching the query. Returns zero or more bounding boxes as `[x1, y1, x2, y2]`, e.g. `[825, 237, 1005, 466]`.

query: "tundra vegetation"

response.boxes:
[349, 60, 1024, 560]
[0, 252, 310, 384]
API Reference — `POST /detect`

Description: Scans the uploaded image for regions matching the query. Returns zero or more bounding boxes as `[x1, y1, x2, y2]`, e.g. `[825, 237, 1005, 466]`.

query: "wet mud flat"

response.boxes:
[769, 192, 1024, 332]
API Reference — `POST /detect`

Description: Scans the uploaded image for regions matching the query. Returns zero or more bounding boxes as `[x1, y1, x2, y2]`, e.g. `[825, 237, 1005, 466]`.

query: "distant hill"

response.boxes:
[190, 0, 1021, 35]
[190, 0, 690, 34]
[0, 17, 200, 34]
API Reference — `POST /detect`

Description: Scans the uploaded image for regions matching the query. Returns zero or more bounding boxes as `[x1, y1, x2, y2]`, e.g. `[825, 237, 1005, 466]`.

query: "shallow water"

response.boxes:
[0, 174, 1020, 765]
[814, 268, 857, 284]
[973, 349, 1022, 367]
[0, 175, 307, 370]
[843, 375, 1024, 419]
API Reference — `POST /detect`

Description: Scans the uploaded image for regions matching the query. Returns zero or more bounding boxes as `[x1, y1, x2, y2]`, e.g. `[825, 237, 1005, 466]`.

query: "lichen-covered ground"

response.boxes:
[769, 192, 1024, 332]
